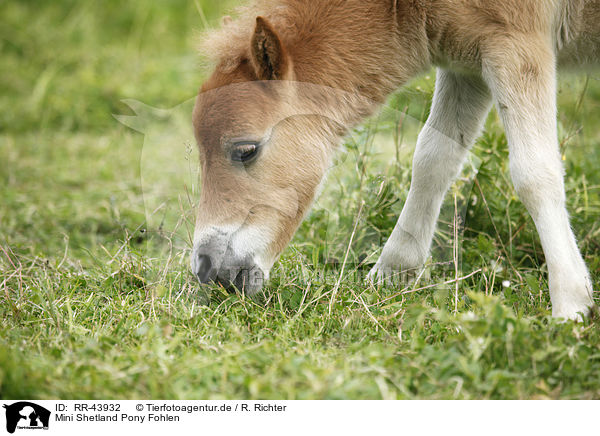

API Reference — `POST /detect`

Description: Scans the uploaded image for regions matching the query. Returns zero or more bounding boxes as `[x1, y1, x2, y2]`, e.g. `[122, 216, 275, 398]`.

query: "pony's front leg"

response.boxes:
[368, 69, 491, 284]
[483, 38, 594, 320]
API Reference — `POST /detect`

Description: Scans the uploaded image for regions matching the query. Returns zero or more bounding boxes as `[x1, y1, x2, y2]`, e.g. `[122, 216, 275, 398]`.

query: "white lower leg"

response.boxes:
[511, 157, 593, 319]
[483, 41, 594, 319]
[374, 125, 469, 272]
[370, 70, 491, 282]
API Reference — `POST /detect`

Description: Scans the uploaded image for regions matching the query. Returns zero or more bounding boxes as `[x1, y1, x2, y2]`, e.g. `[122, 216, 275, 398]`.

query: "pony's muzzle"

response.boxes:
[194, 254, 214, 284]
[191, 240, 266, 295]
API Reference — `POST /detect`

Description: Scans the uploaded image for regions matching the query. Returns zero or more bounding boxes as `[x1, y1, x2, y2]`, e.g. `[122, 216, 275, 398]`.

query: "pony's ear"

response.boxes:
[251, 16, 290, 80]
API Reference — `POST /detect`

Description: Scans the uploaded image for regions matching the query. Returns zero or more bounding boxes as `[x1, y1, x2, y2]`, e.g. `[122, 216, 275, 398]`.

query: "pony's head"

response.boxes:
[190, 0, 410, 293]
[191, 16, 344, 293]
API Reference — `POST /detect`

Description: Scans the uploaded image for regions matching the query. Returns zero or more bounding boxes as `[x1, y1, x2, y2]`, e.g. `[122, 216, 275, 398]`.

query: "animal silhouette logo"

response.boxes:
[115, 88, 482, 293]
[2, 402, 50, 434]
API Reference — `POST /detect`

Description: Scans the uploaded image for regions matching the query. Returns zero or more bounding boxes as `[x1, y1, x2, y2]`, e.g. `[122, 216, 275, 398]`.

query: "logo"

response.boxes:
[2, 402, 50, 434]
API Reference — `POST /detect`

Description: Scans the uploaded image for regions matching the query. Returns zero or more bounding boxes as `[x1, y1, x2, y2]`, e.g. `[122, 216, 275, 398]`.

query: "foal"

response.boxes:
[192, 0, 597, 320]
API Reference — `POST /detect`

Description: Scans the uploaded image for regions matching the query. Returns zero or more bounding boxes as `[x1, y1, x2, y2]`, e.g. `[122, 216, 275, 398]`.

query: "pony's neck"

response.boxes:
[290, 2, 429, 94]
[280, 0, 431, 127]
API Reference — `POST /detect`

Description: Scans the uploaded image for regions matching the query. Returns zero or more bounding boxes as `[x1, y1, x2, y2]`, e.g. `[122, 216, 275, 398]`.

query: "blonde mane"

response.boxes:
[198, 0, 417, 100]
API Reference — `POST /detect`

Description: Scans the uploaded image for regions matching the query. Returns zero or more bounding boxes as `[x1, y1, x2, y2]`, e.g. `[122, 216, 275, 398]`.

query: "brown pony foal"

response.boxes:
[191, 0, 598, 320]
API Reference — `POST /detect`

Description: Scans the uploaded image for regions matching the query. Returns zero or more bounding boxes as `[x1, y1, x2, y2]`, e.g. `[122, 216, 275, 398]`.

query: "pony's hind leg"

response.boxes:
[368, 69, 491, 284]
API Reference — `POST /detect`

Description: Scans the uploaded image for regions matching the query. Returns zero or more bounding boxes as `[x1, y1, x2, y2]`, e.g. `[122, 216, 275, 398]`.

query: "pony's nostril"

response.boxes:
[195, 254, 213, 283]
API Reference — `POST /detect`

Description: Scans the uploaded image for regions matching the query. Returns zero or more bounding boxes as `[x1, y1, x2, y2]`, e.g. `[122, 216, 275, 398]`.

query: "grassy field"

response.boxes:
[1, 0, 600, 400]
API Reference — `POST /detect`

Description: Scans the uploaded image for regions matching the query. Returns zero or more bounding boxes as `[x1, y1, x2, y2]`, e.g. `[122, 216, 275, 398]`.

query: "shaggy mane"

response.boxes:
[198, 0, 397, 76]
[199, 1, 291, 73]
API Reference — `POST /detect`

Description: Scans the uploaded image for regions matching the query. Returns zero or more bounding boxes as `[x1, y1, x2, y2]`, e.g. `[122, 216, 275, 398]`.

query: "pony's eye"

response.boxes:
[231, 141, 259, 164]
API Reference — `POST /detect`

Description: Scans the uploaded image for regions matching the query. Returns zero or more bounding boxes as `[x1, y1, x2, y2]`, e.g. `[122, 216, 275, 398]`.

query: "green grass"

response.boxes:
[1, 1, 600, 400]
